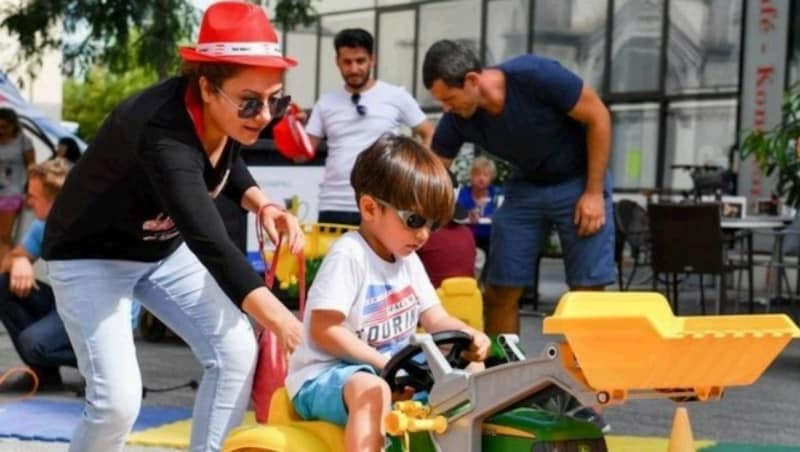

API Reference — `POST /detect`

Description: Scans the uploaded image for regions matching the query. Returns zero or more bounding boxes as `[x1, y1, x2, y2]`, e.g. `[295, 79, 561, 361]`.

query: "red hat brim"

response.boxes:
[178, 46, 297, 69]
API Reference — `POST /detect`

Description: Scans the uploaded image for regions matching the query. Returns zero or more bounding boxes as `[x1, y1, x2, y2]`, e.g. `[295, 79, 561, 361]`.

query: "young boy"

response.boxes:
[286, 134, 490, 452]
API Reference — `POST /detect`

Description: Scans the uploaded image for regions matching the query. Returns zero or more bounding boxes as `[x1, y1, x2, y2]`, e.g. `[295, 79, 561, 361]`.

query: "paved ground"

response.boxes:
[1, 259, 799, 450]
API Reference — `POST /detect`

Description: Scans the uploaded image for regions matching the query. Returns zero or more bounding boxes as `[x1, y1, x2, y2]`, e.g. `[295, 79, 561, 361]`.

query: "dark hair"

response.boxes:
[351, 134, 454, 226]
[334, 28, 373, 55]
[422, 40, 482, 89]
[0, 108, 21, 135]
[57, 137, 82, 163]
[180, 61, 244, 100]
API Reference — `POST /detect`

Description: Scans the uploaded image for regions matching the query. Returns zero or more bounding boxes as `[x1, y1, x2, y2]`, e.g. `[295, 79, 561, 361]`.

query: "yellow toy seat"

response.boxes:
[436, 277, 484, 331]
[223, 388, 346, 452]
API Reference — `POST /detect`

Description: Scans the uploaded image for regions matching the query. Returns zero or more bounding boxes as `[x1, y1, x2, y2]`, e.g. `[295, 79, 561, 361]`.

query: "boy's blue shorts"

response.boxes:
[292, 363, 376, 426]
[487, 175, 616, 288]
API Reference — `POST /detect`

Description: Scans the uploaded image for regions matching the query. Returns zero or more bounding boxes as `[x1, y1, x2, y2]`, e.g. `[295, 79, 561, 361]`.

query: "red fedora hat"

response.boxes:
[179, 1, 297, 68]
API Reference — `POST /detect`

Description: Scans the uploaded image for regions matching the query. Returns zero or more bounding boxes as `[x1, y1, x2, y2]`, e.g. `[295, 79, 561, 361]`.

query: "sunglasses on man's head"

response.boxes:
[351, 93, 367, 117]
[214, 85, 292, 119]
[375, 198, 440, 232]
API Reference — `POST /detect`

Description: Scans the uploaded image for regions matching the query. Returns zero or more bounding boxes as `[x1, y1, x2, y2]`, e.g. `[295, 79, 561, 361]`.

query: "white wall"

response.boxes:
[0, 0, 64, 121]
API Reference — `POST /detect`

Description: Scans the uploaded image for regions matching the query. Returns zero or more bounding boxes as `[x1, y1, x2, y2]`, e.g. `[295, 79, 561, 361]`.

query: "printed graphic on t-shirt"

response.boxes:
[357, 283, 419, 357]
[0, 163, 11, 189]
[141, 213, 178, 241]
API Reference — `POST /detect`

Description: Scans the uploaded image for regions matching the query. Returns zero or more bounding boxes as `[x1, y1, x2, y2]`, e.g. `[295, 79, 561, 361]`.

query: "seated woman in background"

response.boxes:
[457, 156, 500, 254]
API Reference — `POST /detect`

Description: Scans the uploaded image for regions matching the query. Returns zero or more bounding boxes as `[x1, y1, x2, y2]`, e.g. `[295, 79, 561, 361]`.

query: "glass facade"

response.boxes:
[610, 104, 659, 189]
[284, 23, 319, 108]
[415, 0, 482, 106]
[663, 100, 737, 190]
[377, 10, 416, 91]
[486, 0, 529, 66]
[666, 0, 742, 95]
[532, 0, 606, 88]
[285, 0, 797, 192]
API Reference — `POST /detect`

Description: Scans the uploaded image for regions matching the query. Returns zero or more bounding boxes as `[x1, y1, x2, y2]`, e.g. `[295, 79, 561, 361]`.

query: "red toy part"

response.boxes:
[273, 105, 315, 161]
[251, 227, 307, 424]
[251, 327, 288, 423]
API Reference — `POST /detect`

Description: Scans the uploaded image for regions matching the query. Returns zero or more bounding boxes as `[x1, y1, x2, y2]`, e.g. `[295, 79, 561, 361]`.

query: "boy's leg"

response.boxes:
[134, 244, 256, 452]
[485, 179, 549, 334]
[551, 176, 616, 290]
[49, 259, 146, 452]
[343, 372, 391, 452]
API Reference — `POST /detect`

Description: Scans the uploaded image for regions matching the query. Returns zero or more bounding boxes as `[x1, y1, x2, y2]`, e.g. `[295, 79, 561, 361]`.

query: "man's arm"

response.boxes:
[412, 120, 434, 148]
[567, 83, 611, 236]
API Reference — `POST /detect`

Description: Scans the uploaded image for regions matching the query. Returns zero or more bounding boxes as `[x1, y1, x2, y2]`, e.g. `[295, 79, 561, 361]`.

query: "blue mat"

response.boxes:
[0, 398, 191, 442]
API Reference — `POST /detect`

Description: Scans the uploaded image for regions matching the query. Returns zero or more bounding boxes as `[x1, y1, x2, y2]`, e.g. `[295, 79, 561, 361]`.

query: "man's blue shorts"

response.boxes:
[486, 175, 616, 288]
[292, 363, 376, 426]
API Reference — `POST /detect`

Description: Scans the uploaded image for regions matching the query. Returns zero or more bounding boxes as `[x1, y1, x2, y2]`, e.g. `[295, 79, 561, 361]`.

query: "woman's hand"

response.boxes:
[260, 205, 305, 254]
[277, 312, 303, 353]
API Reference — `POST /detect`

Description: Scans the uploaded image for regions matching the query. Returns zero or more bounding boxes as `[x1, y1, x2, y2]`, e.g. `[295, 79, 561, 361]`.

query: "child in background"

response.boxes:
[286, 134, 490, 452]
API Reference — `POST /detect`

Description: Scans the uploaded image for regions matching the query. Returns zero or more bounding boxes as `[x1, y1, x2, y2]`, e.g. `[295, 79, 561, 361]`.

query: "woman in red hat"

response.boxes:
[41, 2, 302, 451]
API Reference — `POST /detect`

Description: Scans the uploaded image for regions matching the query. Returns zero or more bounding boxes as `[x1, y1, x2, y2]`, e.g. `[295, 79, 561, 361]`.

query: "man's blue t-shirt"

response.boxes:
[432, 54, 587, 184]
[21, 219, 45, 260]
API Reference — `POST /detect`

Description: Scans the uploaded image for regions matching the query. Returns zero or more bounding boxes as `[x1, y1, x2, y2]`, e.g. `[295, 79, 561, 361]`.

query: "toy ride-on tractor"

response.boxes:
[223, 291, 799, 452]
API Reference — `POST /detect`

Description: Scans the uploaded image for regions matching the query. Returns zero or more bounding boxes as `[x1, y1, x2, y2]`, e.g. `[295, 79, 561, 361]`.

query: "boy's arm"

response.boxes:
[310, 309, 390, 371]
[419, 305, 490, 362]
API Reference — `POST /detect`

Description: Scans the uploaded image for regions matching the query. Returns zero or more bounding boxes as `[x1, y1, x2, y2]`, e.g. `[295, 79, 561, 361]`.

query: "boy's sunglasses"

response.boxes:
[351, 93, 367, 116]
[214, 85, 292, 119]
[375, 198, 440, 232]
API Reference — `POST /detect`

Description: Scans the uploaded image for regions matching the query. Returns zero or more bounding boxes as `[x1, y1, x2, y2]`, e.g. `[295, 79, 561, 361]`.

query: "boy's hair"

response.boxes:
[351, 135, 454, 226]
[471, 156, 496, 179]
[422, 39, 482, 89]
[334, 28, 374, 55]
[28, 157, 73, 199]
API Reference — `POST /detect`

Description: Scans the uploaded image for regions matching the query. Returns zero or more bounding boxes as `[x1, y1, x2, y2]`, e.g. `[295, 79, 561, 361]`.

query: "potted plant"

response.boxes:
[739, 82, 800, 208]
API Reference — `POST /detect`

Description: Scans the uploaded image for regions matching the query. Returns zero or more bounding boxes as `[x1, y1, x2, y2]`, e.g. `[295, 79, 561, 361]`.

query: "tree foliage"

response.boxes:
[1, 0, 317, 80]
[63, 66, 157, 141]
[739, 82, 800, 208]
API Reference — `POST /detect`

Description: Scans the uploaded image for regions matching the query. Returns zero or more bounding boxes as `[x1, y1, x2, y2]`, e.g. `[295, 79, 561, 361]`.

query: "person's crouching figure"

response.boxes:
[0, 158, 76, 391]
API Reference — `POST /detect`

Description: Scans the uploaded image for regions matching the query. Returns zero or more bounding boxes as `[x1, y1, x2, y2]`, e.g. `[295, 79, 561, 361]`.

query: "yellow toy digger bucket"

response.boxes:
[266, 223, 357, 286]
[543, 292, 800, 402]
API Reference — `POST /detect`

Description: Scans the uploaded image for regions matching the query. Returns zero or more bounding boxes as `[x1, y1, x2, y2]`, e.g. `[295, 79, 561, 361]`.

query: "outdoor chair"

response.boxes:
[648, 203, 753, 315]
[614, 199, 651, 290]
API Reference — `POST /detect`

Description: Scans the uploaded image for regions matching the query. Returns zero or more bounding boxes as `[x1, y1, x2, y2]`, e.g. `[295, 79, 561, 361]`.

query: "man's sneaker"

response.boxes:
[573, 407, 612, 433]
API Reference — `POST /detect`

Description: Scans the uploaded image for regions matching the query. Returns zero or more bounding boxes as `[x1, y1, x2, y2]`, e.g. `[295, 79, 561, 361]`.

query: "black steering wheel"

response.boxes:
[380, 330, 473, 393]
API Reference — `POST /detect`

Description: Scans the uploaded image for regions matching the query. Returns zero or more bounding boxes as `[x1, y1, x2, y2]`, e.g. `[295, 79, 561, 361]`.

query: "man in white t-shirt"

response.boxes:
[306, 28, 433, 225]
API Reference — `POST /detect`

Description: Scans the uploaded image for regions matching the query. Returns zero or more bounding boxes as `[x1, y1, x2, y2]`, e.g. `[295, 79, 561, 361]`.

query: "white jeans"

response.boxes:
[49, 243, 256, 452]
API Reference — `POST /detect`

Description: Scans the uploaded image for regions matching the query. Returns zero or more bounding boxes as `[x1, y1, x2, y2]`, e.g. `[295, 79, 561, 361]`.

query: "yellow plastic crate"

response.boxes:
[543, 292, 800, 399]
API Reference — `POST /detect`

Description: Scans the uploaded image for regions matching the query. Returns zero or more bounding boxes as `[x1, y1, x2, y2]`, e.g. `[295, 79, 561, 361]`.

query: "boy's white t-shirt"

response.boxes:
[306, 81, 427, 213]
[286, 231, 440, 398]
